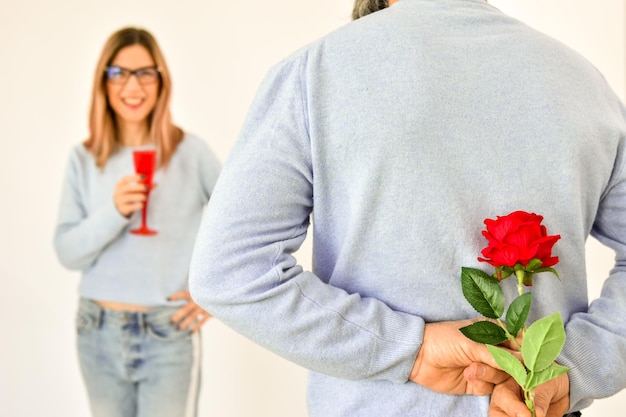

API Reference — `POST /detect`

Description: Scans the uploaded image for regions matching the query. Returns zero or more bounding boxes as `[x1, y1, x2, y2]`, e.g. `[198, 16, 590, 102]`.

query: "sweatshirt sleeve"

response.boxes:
[559, 116, 626, 411]
[189, 54, 424, 383]
[53, 147, 130, 270]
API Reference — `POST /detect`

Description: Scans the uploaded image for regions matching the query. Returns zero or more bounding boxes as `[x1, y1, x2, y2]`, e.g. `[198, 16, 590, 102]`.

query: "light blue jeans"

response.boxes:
[76, 299, 202, 417]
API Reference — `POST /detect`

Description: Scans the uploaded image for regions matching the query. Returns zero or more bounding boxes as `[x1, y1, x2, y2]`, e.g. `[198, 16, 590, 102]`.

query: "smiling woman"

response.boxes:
[52, 27, 222, 417]
[105, 46, 160, 135]
[85, 28, 182, 168]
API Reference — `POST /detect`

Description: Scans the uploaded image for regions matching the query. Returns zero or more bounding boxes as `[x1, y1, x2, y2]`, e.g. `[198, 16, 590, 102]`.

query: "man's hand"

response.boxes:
[489, 374, 570, 417]
[410, 320, 509, 395]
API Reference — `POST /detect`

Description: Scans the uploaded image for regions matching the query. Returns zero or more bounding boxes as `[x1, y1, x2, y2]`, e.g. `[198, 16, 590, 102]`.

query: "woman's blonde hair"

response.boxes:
[84, 27, 183, 168]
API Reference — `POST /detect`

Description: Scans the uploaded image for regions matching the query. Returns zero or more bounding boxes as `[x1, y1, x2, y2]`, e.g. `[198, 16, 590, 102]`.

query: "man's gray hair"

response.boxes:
[352, 0, 389, 20]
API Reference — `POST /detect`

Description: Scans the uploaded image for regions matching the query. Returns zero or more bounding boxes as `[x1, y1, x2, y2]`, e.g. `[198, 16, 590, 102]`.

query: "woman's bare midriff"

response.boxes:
[95, 300, 150, 312]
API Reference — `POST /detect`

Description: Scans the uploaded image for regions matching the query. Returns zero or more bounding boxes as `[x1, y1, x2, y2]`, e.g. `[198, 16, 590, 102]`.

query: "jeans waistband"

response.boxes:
[79, 298, 178, 328]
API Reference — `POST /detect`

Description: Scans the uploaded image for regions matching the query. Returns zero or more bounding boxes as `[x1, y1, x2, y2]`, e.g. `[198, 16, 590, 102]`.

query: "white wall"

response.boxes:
[0, 1, 623, 416]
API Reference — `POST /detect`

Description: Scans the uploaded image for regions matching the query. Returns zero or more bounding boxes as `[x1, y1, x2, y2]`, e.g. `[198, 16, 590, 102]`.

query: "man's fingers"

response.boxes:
[544, 397, 569, 417]
[465, 379, 495, 396]
[464, 363, 510, 396]
[489, 378, 530, 417]
[465, 362, 510, 385]
[532, 375, 570, 417]
[487, 373, 570, 417]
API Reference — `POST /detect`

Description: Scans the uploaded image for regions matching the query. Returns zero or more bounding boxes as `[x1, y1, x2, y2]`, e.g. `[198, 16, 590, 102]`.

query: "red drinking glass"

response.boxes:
[130, 149, 158, 235]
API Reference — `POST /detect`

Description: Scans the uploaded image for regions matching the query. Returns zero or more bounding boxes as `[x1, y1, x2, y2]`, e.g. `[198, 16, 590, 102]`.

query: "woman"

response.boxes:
[54, 27, 221, 417]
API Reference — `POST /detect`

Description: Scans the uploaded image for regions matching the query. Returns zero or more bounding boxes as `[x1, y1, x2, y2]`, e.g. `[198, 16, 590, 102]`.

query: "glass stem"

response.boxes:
[142, 194, 149, 228]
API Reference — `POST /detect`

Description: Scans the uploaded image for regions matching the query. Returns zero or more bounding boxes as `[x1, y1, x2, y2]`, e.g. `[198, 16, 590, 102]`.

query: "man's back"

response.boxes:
[191, 1, 626, 415]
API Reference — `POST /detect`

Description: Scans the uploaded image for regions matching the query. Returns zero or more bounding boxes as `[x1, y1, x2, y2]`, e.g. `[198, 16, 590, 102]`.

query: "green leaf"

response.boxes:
[487, 345, 528, 388]
[506, 293, 532, 337]
[526, 363, 570, 392]
[525, 258, 543, 271]
[461, 267, 505, 319]
[460, 321, 508, 345]
[521, 312, 566, 372]
[492, 267, 513, 280]
[534, 267, 560, 279]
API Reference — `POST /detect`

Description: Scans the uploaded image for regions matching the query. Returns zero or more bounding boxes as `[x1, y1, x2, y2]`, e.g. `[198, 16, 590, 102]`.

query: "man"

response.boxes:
[190, 0, 626, 416]
[352, 0, 388, 20]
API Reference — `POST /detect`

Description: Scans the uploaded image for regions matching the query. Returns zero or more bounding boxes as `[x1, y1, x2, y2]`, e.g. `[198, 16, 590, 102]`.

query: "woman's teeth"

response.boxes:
[123, 98, 143, 106]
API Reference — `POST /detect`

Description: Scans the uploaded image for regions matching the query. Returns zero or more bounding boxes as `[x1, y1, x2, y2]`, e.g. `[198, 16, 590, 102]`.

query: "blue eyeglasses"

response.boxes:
[105, 65, 160, 85]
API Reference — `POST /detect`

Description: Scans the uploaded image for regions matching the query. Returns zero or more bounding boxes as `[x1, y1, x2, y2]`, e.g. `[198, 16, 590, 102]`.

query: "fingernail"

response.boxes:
[474, 364, 485, 378]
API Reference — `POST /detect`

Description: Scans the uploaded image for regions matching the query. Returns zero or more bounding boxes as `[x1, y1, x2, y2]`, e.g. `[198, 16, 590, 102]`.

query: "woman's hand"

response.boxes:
[169, 291, 212, 333]
[113, 174, 149, 217]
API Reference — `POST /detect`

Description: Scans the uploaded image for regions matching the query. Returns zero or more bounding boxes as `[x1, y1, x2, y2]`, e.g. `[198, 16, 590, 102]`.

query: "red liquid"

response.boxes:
[130, 149, 158, 235]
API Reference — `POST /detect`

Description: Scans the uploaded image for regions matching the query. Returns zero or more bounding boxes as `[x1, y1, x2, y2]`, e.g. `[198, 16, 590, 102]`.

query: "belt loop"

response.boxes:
[94, 302, 104, 329]
[139, 311, 147, 335]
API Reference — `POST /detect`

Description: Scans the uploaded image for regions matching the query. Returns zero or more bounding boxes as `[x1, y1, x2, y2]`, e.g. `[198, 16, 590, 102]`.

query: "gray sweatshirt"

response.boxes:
[55, 134, 221, 305]
[190, 0, 626, 415]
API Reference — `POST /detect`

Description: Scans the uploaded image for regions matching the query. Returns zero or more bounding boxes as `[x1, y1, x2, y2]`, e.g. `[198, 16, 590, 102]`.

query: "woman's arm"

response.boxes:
[53, 149, 132, 270]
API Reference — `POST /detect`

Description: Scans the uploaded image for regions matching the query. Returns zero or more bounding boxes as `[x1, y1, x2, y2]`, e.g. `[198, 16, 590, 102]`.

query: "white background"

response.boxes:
[1, 0, 624, 415]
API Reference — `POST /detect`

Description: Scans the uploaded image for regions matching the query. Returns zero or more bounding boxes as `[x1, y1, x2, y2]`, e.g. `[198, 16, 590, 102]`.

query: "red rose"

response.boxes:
[478, 211, 561, 269]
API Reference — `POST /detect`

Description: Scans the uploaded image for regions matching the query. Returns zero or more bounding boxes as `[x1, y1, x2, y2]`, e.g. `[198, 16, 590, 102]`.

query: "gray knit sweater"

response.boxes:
[55, 134, 221, 305]
[190, 0, 626, 415]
